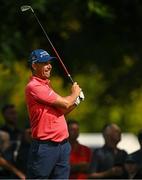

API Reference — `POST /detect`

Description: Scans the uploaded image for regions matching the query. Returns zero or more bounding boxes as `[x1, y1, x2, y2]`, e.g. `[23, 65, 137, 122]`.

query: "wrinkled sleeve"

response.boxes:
[30, 84, 59, 105]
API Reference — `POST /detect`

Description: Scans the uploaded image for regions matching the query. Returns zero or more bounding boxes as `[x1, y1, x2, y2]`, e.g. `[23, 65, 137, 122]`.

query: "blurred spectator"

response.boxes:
[89, 123, 127, 179]
[130, 129, 142, 168]
[0, 104, 23, 161]
[124, 154, 142, 179]
[68, 120, 92, 179]
[0, 130, 25, 179]
[0, 156, 25, 179]
[0, 130, 13, 163]
[0, 104, 22, 141]
[16, 126, 32, 175]
[0, 130, 10, 152]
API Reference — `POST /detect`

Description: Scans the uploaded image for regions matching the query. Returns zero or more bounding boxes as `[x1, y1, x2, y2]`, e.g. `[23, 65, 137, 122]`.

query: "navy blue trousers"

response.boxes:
[27, 139, 71, 179]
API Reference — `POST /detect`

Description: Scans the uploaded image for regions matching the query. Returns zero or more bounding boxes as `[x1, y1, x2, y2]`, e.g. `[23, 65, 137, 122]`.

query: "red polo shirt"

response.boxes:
[70, 141, 92, 179]
[25, 76, 69, 142]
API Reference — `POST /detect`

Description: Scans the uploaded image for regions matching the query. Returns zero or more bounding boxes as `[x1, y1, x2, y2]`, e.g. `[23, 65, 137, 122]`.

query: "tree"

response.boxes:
[1, 0, 142, 132]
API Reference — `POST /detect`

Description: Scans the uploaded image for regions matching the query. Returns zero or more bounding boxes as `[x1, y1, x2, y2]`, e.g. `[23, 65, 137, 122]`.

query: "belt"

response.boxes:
[32, 138, 68, 146]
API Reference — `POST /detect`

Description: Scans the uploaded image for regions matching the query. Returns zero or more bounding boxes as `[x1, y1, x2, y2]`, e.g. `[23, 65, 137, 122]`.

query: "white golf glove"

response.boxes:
[75, 97, 81, 105]
[79, 91, 85, 101]
[75, 91, 85, 105]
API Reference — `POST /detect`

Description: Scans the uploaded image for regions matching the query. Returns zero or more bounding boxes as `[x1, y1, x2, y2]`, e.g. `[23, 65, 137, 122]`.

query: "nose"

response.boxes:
[47, 63, 52, 69]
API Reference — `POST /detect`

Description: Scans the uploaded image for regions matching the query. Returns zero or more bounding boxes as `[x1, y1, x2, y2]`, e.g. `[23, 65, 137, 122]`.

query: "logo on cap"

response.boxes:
[40, 51, 49, 58]
[29, 49, 55, 64]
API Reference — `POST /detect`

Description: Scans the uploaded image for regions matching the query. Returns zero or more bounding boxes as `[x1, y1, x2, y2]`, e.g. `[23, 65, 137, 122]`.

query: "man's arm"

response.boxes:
[71, 162, 90, 173]
[88, 166, 124, 179]
[58, 104, 77, 115]
[27, 81, 82, 115]
[0, 156, 25, 179]
[52, 82, 81, 112]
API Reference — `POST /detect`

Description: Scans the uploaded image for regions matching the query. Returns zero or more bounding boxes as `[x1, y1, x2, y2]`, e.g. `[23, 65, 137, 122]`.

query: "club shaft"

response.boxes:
[32, 11, 74, 84]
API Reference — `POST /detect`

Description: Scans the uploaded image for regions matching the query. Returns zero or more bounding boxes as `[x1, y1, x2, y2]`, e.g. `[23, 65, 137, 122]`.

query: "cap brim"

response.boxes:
[37, 56, 56, 63]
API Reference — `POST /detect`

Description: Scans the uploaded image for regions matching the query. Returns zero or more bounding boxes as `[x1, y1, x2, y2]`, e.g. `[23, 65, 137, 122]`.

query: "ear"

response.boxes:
[32, 63, 37, 71]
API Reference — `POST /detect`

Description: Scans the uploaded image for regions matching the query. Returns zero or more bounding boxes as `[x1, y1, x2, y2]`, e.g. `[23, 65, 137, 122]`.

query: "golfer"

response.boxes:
[25, 49, 82, 179]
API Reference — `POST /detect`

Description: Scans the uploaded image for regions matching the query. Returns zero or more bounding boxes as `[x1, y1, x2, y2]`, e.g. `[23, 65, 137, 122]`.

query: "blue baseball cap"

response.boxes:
[29, 49, 56, 64]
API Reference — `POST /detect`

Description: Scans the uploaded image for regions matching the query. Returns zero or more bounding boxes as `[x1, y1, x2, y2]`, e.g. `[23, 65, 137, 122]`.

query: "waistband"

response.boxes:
[32, 138, 68, 146]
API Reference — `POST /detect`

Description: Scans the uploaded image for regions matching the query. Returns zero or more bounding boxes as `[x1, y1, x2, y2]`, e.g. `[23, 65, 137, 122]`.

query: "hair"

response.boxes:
[102, 123, 112, 136]
[67, 119, 79, 126]
[28, 61, 34, 73]
[102, 123, 121, 137]
[1, 104, 15, 115]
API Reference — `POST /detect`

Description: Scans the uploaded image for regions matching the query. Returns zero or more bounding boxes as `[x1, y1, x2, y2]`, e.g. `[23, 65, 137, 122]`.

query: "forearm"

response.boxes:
[71, 163, 90, 173]
[89, 171, 110, 179]
[52, 93, 78, 110]
[5, 163, 25, 179]
[0, 157, 25, 179]
[62, 94, 79, 109]
[89, 167, 123, 179]
[59, 104, 77, 115]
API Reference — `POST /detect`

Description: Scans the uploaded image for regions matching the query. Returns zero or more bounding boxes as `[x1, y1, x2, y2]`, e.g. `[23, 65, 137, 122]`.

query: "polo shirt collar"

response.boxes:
[31, 76, 50, 84]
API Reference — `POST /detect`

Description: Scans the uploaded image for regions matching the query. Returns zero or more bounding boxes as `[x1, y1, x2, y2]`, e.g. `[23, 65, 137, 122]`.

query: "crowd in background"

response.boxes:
[0, 103, 142, 179]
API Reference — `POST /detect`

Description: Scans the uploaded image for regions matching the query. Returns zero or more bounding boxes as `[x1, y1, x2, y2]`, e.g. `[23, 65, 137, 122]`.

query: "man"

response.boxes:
[0, 104, 22, 163]
[15, 125, 32, 175]
[25, 49, 83, 179]
[68, 120, 92, 179]
[0, 156, 25, 179]
[0, 104, 22, 142]
[0, 130, 25, 179]
[89, 123, 127, 179]
[124, 154, 142, 179]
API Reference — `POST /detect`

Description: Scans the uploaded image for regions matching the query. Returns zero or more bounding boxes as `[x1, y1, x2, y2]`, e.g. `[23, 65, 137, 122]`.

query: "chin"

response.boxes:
[47, 74, 51, 78]
[44, 76, 50, 79]
[43, 73, 50, 79]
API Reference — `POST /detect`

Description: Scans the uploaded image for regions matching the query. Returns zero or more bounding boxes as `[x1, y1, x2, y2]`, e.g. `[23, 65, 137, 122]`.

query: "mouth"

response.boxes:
[45, 70, 49, 72]
[44, 69, 51, 76]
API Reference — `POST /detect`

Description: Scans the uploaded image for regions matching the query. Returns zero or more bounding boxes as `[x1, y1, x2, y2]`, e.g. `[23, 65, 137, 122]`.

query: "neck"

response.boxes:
[33, 73, 46, 80]
[105, 142, 117, 150]
[69, 139, 78, 145]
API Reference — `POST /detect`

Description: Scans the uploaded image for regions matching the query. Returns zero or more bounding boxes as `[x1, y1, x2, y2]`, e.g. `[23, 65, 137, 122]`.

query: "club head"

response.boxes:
[20, 5, 34, 13]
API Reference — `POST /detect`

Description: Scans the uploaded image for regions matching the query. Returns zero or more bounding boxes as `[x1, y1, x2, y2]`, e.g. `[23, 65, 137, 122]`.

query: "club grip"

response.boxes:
[79, 91, 85, 100]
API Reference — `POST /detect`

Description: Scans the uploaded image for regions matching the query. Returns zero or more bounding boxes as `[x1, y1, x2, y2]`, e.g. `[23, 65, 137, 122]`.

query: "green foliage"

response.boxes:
[88, 0, 114, 19]
[0, 61, 30, 127]
[0, 0, 142, 133]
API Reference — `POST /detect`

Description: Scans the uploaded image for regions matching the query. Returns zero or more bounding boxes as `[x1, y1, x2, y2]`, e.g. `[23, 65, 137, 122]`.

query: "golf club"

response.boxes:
[21, 5, 84, 100]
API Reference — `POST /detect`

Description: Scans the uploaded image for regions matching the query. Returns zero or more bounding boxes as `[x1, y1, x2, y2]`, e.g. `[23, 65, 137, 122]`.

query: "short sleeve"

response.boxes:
[30, 83, 59, 105]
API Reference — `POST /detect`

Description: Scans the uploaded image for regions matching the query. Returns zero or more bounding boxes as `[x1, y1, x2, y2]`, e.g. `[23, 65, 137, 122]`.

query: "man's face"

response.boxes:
[32, 62, 52, 79]
[68, 123, 79, 141]
[3, 107, 18, 125]
[104, 124, 121, 145]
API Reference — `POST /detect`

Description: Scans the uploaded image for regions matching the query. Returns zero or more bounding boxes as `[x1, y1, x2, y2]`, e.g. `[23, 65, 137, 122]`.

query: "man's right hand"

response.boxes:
[72, 82, 83, 106]
[71, 82, 81, 97]
[52, 82, 82, 112]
